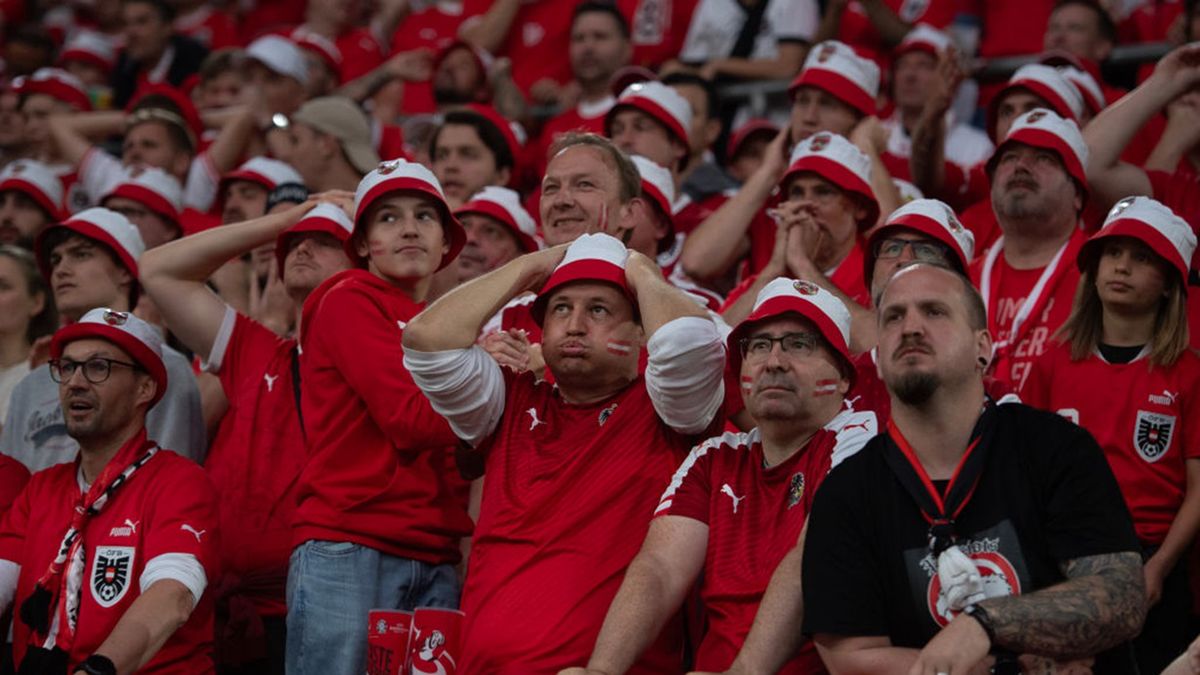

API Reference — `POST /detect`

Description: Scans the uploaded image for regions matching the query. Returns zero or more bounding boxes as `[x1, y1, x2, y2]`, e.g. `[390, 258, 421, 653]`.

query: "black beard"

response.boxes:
[892, 371, 940, 406]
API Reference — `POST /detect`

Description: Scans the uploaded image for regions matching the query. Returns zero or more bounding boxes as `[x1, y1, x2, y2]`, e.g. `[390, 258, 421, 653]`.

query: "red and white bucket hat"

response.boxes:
[15, 67, 91, 111]
[58, 31, 117, 74]
[351, 158, 466, 271]
[895, 23, 953, 58]
[102, 167, 183, 225]
[788, 40, 880, 117]
[605, 81, 692, 149]
[986, 108, 1089, 204]
[221, 156, 305, 194]
[50, 308, 167, 405]
[781, 131, 879, 228]
[246, 35, 310, 86]
[727, 276, 854, 381]
[454, 186, 540, 253]
[1058, 65, 1106, 116]
[1082, 196, 1197, 286]
[0, 159, 64, 220]
[275, 202, 354, 277]
[293, 31, 343, 81]
[864, 198, 976, 285]
[987, 63, 1084, 139]
[532, 232, 632, 323]
[35, 207, 146, 305]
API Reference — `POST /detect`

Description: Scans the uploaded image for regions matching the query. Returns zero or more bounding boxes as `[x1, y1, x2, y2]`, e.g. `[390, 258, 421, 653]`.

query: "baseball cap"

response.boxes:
[455, 186, 540, 253]
[606, 81, 692, 149]
[1082, 196, 1197, 286]
[532, 233, 632, 324]
[275, 202, 354, 278]
[864, 198, 975, 286]
[35, 208, 147, 306]
[50, 308, 167, 406]
[352, 158, 466, 271]
[221, 156, 304, 195]
[15, 68, 91, 111]
[781, 131, 879, 229]
[101, 167, 184, 227]
[290, 96, 381, 175]
[246, 35, 309, 86]
[0, 159, 64, 220]
[986, 108, 1089, 205]
[987, 64, 1084, 140]
[727, 277, 854, 382]
[788, 40, 880, 117]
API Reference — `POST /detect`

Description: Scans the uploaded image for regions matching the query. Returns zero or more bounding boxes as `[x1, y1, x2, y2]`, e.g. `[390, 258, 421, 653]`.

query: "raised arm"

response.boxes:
[909, 49, 962, 201]
[458, 0, 521, 54]
[49, 110, 128, 166]
[403, 245, 566, 351]
[561, 516, 709, 675]
[680, 128, 790, 281]
[1084, 43, 1200, 210]
[139, 200, 320, 359]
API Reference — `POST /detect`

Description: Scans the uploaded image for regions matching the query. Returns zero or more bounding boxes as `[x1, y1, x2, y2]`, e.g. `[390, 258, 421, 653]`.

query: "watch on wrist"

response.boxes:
[964, 603, 997, 646]
[76, 654, 117, 675]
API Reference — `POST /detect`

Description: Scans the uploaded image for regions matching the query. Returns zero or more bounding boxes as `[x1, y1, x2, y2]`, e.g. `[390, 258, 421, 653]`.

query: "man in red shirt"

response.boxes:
[404, 231, 727, 673]
[140, 198, 354, 675]
[970, 108, 1090, 392]
[288, 160, 471, 675]
[0, 308, 218, 674]
[562, 278, 876, 675]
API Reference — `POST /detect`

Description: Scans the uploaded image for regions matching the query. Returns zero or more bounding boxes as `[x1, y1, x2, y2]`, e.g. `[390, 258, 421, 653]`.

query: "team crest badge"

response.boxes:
[376, 618, 388, 634]
[1108, 196, 1136, 220]
[807, 133, 831, 152]
[786, 472, 805, 509]
[102, 310, 128, 326]
[942, 205, 964, 233]
[91, 546, 135, 607]
[1134, 411, 1175, 462]
[599, 403, 618, 426]
[1025, 110, 1047, 124]
[816, 42, 837, 63]
[793, 279, 819, 296]
[377, 160, 401, 175]
[9, 163, 23, 174]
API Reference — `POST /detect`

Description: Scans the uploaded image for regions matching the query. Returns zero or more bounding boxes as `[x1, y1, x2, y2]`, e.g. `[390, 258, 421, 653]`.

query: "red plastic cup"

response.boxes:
[367, 609, 414, 675]
[409, 607, 465, 675]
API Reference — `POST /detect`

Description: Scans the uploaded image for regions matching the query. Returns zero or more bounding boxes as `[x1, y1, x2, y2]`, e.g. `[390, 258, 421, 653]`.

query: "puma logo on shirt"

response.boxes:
[720, 483, 745, 514]
[526, 408, 545, 431]
[181, 524, 206, 542]
[263, 373, 279, 392]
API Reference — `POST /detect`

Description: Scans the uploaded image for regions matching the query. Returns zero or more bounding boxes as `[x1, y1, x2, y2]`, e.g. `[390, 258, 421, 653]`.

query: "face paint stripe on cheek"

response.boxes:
[814, 378, 839, 396]
[740, 375, 753, 392]
[606, 339, 633, 355]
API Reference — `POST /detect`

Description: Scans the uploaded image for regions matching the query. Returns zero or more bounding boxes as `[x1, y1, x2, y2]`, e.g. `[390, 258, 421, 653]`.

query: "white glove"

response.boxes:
[938, 545, 986, 611]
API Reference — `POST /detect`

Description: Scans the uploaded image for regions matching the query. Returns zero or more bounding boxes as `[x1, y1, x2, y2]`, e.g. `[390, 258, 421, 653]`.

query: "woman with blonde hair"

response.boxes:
[1022, 196, 1200, 675]
[0, 245, 55, 423]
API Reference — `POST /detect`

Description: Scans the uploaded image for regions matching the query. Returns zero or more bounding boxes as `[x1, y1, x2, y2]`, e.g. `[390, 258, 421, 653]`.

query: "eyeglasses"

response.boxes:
[49, 357, 142, 384]
[739, 332, 819, 359]
[874, 238, 952, 263]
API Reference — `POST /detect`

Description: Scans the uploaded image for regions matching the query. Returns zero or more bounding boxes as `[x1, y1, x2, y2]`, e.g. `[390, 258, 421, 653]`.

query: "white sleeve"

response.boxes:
[183, 153, 219, 212]
[770, 0, 818, 42]
[645, 316, 726, 435]
[140, 552, 206, 610]
[828, 410, 879, 469]
[200, 305, 237, 373]
[79, 147, 122, 202]
[404, 346, 506, 447]
[0, 559, 19, 615]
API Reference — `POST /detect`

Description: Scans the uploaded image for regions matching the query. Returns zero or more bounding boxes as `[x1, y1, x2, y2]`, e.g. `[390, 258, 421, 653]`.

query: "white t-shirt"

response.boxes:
[680, 0, 818, 63]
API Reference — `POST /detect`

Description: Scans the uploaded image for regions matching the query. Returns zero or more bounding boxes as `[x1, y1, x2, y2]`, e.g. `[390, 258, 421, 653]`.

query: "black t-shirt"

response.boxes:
[802, 403, 1140, 670]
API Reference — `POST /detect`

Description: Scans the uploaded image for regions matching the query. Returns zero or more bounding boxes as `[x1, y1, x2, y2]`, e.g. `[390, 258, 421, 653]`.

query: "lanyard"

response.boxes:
[882, 407, 995, 555]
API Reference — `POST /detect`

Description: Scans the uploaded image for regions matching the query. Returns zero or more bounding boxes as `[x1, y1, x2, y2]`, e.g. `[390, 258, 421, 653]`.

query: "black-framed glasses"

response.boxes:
[739, 332, 819, 359]
[874, 237, 952, 263]
[49, 357, 142, 384]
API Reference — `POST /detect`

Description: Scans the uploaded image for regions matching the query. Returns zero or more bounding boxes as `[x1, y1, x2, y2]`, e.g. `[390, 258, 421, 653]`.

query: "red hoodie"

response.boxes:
[295, 269, 472, 562]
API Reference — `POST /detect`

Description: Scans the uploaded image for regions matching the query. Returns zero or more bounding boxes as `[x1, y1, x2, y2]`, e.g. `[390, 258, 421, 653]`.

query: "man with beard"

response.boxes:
[969, 108, 1089, 391]
[0, 159, 63, 250]
[140, 196, 354, 674]
[797, 262, 1145, 674]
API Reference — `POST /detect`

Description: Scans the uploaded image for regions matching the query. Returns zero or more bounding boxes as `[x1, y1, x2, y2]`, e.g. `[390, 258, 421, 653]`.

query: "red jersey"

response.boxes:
[836, 0, 955, 63]
[296, 270, 472, 562]
[971, 0, 1054, 58]
[1022, 343, 1200, 545]
[675, 191, 731, 236]
[618, 0, 699, 69]
[203, 311, 303, 617]
[971, 230, 1084, 391]
[336, 28, 385, 82]
[462, 0, 573, 92]
[0, 447, 218, 674]
[654, 410, 877, 673]
[959, 198, 1001, 256]
[392, 5, 478, 114]
[175, 6, 240, 51]
[460, 371, 719, 674]
[724, 243, 872, 312]
[0, 454, 28, 515]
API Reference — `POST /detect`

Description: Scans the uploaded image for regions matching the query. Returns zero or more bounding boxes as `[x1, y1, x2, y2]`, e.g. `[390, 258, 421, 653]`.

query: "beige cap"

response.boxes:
[290, 96, 380, 175]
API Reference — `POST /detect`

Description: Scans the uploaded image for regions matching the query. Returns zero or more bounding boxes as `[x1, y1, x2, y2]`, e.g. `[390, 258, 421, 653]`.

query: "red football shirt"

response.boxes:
[836, 0, 955, 63]
[1023, 343, 1200, 545]
[654, 410, 877, 673]
[0, 455, 29, 516]
[0, 447, 218, 674]
[204, 311, 303, 617]
[459, 371, 720, 674]
[296, 270, 472, 561]
[971, 231, 1084, 391]
[724, 242, 872, 312]
[392, 5, 480, 114]
[462, 0, 573, 93]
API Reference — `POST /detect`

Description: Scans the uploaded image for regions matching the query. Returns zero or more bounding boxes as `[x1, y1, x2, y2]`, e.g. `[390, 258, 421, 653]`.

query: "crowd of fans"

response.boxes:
[0, 0, 1193, 672]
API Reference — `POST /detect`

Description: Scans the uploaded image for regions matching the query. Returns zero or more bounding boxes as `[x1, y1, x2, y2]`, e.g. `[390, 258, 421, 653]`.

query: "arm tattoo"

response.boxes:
[979, 552, 1145, 660]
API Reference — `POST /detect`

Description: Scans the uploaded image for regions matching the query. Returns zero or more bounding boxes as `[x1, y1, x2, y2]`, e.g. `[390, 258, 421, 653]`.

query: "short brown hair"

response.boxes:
[547, 132, 641, 204]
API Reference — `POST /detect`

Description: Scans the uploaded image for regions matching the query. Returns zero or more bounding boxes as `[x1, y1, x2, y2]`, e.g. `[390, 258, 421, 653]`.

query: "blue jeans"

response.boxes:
[285, 540, 459, 675]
